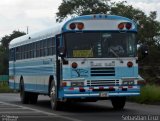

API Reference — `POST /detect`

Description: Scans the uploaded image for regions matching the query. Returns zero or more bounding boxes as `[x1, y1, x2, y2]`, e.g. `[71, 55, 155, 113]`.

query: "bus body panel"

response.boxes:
[9, 14, 142, 102]
[9, 56, 56, 94]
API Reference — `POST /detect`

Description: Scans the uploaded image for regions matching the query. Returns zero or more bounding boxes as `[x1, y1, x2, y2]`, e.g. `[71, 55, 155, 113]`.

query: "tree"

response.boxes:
[1, 31, 26, 50]
[56, 0, 111, 22]
[0, 31, 26, 74]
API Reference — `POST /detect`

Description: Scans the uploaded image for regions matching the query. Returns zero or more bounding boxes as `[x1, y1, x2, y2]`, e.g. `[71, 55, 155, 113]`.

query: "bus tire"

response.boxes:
[20, 79, 29, 104]
[111, 97, 126, 110]
[29, 93, 38, 104]
[50, 81, 61, 110]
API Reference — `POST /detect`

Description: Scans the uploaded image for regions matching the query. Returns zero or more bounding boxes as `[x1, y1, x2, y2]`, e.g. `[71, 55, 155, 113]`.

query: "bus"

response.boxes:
[9, 14, 145, 110]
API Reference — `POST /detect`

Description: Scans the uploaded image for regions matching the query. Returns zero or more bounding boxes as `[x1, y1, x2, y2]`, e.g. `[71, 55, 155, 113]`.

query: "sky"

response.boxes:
[0, 0, 160, 39]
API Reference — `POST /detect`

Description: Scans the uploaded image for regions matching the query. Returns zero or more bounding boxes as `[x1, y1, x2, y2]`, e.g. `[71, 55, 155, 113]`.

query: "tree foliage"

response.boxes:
[1, 31, 26, 50]
[56, 0, 110, 22]
[0, 31, 26, 74]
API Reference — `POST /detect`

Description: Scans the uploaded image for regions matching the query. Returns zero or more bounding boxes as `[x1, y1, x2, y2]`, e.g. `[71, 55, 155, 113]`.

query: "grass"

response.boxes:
[0, 82, 13, 93]
[129, 84, 160, 104]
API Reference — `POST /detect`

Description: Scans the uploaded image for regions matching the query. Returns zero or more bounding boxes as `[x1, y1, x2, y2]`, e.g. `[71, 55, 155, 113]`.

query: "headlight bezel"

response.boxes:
[122, 80, 135, 86]
[71, 81, 84, 87]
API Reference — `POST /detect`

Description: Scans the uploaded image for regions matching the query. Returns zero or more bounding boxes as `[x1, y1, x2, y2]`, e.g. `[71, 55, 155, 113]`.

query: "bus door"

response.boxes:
[55, 35, 62, 98]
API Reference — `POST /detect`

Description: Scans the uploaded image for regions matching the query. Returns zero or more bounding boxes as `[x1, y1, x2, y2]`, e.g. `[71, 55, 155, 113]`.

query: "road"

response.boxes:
[0, 93, 159, 121]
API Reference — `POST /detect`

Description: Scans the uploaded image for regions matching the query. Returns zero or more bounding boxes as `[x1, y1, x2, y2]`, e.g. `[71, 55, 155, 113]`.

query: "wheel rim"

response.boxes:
[50, 86, 56, 107]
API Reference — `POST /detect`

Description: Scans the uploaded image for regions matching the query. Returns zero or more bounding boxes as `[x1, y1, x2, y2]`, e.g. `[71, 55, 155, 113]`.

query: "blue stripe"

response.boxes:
[9, 59, 56, 76]
[9, 82, 49, 94]
[63, 66, 138, 80]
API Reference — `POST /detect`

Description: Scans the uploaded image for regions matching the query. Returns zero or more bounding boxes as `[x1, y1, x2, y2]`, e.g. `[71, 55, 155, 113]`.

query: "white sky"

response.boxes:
[0, 0, 160, 38]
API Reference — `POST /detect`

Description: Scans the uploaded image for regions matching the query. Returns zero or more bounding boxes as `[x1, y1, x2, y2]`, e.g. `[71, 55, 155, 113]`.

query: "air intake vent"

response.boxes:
[87, 80, 119, 86]
[90, 67, 115, 76]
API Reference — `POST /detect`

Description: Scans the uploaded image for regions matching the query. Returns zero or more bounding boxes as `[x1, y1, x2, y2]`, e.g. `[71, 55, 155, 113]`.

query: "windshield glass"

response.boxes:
[65, 32, 137, 58]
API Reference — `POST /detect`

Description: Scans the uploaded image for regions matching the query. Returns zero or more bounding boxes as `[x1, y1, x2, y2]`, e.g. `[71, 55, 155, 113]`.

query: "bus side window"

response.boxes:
[47, 38, 53, 55]
[43, 39, 47, 56]
[24, 45, 26, 59]
[52, 38, 55, 55]
[21, 45, 24, 59]
[33, 42, 36, 58]
[16, 47, 20, 60]
[9, 49, 15, 61]
[36, 41, 40, 57]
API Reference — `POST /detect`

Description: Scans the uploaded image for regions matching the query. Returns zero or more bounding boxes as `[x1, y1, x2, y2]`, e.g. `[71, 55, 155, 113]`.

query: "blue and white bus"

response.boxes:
[9, 14, 144, 110]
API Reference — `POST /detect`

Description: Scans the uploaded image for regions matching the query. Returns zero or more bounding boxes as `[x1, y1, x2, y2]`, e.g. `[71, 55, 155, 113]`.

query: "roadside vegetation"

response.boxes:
[0, 82, 13, 93]
[129, 85, 160, 104]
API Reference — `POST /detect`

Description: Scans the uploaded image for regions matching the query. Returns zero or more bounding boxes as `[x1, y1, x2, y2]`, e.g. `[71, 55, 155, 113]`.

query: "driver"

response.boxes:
[109, 41, 125, 56]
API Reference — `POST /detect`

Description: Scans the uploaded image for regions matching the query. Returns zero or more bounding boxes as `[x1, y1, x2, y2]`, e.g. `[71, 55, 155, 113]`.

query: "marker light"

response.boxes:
[118, 23, 125, 30]
[127, 61, 133, 68]
[69, 23, 76, 30]
[93, 15, 96, 19]
[61, 81, 67, 87]
[125, 23, 132, 30]
[77, 23, 84, 30]
[71, 62, 78, 68]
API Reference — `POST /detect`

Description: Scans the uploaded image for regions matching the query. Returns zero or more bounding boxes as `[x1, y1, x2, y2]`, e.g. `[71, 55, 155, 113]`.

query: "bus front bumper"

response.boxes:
[61, 86, 140, 99]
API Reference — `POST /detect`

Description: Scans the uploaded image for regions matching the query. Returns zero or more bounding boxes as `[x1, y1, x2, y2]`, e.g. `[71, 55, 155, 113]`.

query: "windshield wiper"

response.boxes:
[109, 48, 119, 58]
[109, 48, 124, 63]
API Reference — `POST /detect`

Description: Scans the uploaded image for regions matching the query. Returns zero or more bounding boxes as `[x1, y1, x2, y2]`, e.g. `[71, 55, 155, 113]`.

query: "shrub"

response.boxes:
[129, 85, 160, 104]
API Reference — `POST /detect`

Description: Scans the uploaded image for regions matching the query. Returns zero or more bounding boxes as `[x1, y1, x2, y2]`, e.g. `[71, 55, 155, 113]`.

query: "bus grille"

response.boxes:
[87, 80, 119, 86]
[90, 67, 115, 76]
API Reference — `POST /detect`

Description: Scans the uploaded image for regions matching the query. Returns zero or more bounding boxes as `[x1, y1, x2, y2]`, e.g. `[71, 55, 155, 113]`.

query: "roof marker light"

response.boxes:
[77, 23, 84, 30]
[69, 23, 76, 30]
[126, 23, 132, 30]
[118, 23, 125, 30]
[93, 15, 96, 19]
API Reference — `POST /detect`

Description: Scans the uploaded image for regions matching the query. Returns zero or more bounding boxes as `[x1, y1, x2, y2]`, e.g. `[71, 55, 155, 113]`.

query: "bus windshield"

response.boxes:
[65, 32, 137, 58]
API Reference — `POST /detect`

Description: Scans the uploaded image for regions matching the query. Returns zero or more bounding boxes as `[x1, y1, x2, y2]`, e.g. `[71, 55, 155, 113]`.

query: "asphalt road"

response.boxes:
[0, 93, 159, 121]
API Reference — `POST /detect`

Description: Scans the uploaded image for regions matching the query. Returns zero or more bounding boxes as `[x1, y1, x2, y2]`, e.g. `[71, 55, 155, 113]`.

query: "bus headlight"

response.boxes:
[71, 82, 84, 87]
[122, 80, 134, 85]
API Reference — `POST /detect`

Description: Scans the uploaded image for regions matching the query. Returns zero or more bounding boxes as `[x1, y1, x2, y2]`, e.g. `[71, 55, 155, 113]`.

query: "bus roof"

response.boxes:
[9, 24, 63, 49]
[9, 14, 137, 49]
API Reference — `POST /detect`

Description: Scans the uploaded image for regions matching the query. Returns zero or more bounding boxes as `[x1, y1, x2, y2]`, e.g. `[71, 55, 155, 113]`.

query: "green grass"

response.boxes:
[0, 82, 13, 93]
[129, 84, 160, 104]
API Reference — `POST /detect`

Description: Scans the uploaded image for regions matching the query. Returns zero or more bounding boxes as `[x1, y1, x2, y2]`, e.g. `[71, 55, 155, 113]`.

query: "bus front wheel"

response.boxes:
[50, 81, 61, 110]
[111, 97, 126, 110]
[20, 80, 29, 104]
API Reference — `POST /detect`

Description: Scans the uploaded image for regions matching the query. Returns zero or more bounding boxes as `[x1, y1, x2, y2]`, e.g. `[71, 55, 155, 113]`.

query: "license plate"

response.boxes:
[100, 92, 108, 97]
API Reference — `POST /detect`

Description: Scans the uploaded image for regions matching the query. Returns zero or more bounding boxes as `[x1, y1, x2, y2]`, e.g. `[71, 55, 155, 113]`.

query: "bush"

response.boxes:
[0, 82, 13, 93]
[129, 85, 160, 104]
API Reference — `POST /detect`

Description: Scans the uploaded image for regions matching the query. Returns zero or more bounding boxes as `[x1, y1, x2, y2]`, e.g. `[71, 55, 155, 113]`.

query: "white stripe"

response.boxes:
[64, 94, 99, 97]
[0, 101, 82, 121]
[9, 64, 54, 69]
[109, 93, 140, 96]
[64, 93, 139, 97]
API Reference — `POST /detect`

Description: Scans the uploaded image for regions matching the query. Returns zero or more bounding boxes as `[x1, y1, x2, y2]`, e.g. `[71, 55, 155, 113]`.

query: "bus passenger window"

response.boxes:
[36, 41, 40, 57]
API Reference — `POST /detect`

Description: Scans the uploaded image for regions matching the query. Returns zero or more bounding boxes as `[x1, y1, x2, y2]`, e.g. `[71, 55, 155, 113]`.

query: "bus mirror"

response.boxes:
[58, 47, 66, 57]
[140, 44, 148, 57]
